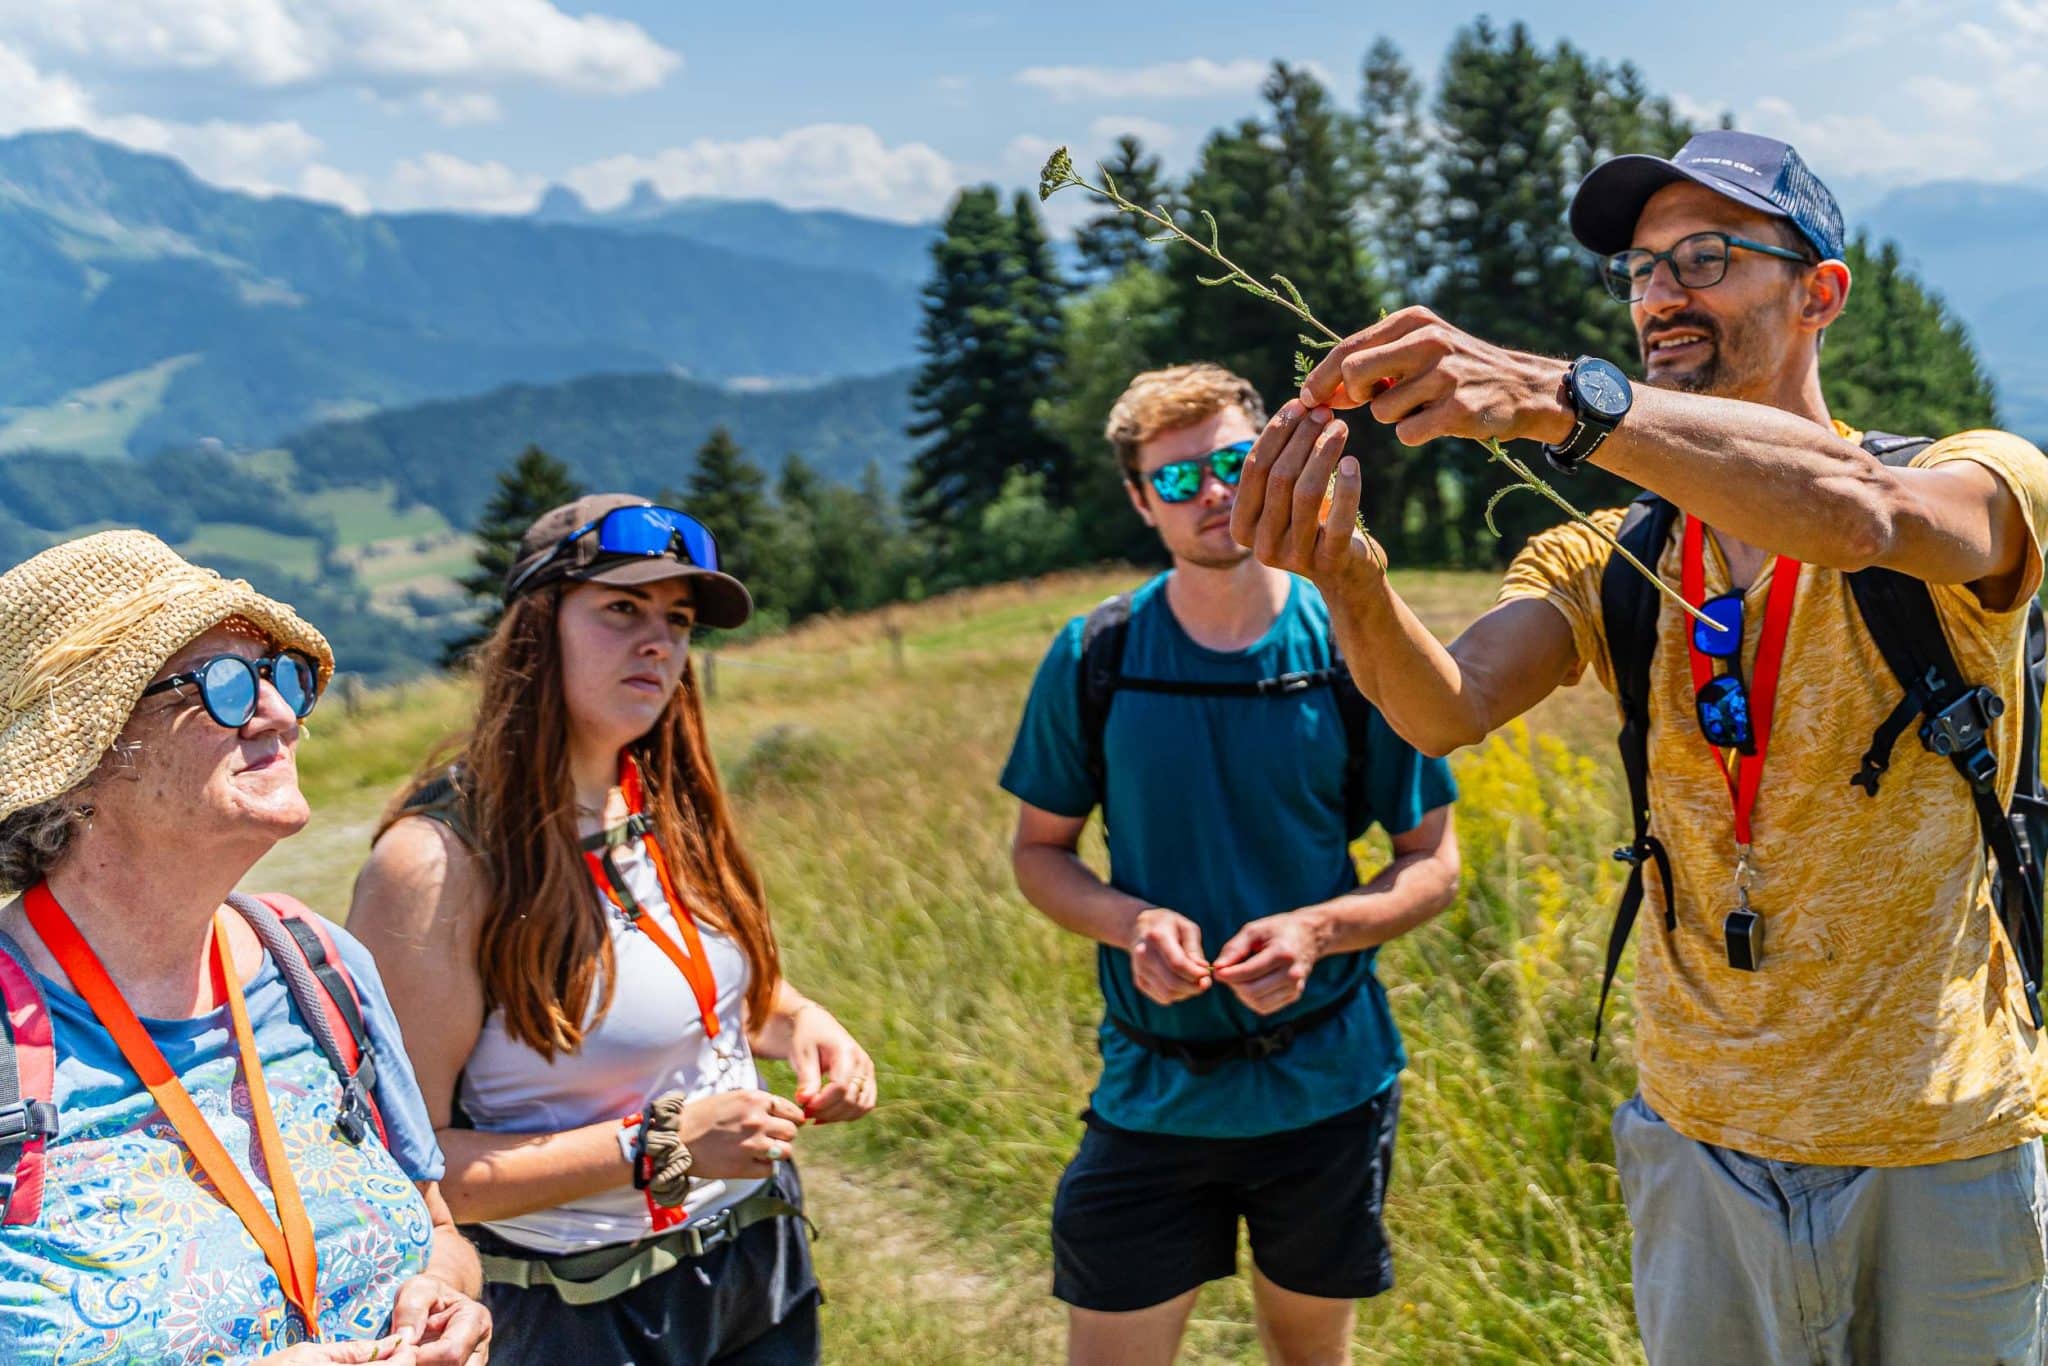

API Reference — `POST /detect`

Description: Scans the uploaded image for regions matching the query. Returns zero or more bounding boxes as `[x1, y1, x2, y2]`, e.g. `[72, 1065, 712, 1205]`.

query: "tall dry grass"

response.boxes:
[264, 568, 1647, 1362]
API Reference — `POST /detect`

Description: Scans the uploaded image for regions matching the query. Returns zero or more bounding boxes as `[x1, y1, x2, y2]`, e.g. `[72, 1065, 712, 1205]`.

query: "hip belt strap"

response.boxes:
[1108, 978, 1363, 1076]
[477, 1189, 810, 1306]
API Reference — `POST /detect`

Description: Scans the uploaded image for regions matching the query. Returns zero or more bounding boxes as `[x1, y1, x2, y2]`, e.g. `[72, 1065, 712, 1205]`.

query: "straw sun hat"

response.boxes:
[0, 530, 334, 821]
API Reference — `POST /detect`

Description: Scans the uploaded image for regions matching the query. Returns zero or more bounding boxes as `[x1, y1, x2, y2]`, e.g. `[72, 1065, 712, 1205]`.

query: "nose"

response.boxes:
[1199, 470, 1235, 507]
[243, 672, 303, 739]
[1637, 258, 1690, 321]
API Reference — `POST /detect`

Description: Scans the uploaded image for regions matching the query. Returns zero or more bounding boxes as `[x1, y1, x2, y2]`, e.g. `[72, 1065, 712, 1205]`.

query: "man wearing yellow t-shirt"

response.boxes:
[1231, 129, 2048, 1361]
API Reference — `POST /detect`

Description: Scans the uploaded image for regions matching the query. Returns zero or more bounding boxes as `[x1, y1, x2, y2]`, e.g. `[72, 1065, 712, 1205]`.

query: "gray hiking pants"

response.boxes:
[1613, 1093, 2048, 1365]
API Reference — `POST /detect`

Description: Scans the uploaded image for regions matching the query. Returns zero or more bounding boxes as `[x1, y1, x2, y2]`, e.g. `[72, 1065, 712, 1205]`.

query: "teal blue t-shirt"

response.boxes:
[1000, 573, 1456, 1139]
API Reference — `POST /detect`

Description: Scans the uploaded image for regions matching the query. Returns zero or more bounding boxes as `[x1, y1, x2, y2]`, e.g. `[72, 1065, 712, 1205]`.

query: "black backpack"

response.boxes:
[1594, 433, 2048, 1056]
[1075, 591, 1378, 840]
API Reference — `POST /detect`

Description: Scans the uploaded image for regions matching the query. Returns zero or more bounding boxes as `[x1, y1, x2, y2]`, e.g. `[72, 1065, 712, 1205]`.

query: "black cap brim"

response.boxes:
[568, 556, 754, 630]
[1569, 154, 1792, 255]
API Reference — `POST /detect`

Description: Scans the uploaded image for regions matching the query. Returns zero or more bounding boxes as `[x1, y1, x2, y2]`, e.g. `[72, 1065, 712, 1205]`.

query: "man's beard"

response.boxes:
[1638, 310, 1764, 397]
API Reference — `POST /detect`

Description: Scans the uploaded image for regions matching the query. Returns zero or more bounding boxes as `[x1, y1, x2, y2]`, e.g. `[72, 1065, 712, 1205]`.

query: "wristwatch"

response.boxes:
[1543, 356, 1633, 474]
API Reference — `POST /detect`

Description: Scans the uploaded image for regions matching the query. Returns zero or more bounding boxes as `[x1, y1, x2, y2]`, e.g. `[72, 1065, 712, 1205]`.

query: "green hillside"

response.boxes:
[0, 131, 922, 456]
[253, 568, 1643, 1363]
[283, 366, 917, 527]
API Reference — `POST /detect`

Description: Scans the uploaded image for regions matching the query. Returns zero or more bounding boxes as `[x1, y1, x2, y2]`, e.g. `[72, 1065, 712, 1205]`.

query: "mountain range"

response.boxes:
[0, 130, 932, 458]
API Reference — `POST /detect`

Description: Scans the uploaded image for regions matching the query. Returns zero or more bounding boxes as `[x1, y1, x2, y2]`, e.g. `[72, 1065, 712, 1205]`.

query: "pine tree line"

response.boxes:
[454, 22, 2003, 654]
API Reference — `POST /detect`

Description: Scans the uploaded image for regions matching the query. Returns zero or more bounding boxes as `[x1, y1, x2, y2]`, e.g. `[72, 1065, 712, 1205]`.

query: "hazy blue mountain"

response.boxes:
[530, 181, 939, 286]
[284, 366, 917, 528]
[1862, 180, 2048, 433]
[0, 131, 922, 454]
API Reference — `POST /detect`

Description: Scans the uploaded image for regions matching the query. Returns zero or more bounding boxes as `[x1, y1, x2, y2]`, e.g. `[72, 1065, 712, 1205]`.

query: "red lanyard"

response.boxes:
[25, 883, 322, 1339]
[583, 755, 721, 1041]
[1681, 518, 1802, 846]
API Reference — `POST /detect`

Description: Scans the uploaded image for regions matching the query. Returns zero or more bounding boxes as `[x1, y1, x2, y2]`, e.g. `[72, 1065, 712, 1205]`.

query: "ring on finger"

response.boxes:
[764, 1140, 784, 1163]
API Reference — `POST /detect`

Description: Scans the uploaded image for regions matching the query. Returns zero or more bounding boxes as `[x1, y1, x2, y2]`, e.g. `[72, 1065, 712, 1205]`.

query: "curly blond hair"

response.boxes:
[1103, 363, 1267, 482]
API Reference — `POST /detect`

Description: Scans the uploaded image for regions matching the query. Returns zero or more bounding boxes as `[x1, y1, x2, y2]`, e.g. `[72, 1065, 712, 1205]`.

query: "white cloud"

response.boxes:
[383, 152, 545, 214]
[415, 91, 502, 127]
[0, 38, 370, 206]
[1016, 57, 1271, 102]
[295, 163, 370, 214]
[1087, 115, 1177, 150]
[0, 0, 678, 95]
[565, 124, 959, 224]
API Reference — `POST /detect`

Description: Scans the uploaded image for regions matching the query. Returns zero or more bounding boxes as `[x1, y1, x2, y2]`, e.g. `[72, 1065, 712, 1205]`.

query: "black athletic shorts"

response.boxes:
[481, 1168, 820, 1366]
[1050, 1079, 1400, 1313]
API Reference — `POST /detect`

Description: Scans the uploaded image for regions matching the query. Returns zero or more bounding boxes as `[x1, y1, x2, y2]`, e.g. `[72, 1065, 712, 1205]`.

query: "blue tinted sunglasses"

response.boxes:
[1691, 593, 1753, 751]
[142, 651, 320, 729]
[506, 505, 720, 598]
[1144, 441, 1252, 504]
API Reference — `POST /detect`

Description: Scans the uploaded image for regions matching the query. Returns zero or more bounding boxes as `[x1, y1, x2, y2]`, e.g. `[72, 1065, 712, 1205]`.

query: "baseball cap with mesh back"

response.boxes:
[1569, 129, 1845, 264]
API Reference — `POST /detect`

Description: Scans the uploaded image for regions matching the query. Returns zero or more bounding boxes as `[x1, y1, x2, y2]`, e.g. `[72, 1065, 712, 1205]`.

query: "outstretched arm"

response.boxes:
[1230, 400, 1582, 756]
[1298, 306, 2033, 600]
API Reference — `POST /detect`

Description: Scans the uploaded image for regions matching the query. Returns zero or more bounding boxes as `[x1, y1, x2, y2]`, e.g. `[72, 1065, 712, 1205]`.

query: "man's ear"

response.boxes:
[1801, 259, 1851, 336]
[1124, 477, 1155, 528]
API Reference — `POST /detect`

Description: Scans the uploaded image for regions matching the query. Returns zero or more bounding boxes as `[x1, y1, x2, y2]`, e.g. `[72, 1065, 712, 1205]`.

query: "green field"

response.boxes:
[0, 354, 197, 459]
[252, 568, 1643, 1363]
[179, 521, 324, 578]
[303, 485, 453, 548]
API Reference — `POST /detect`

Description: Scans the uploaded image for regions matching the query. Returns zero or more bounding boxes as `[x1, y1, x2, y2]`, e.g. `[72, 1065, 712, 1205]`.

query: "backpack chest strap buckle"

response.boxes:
[1922, 686, 2006, 791]
[0, 1100, 57, 1146]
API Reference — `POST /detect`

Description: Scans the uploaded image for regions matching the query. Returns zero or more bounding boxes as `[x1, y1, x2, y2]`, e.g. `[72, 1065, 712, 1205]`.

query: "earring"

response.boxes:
[70, 804, 95, 826]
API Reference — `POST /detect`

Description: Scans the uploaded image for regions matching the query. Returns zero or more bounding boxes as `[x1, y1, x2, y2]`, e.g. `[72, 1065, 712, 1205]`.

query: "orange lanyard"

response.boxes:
[582, 756, 721, 1041]
[25, 882, 322, 1338]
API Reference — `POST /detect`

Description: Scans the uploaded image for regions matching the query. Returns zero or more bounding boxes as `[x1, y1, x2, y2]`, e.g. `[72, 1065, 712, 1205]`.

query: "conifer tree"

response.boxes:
[444, 444, 582, 666]
[1826, 234, 1999, 435]
[1356, 38, 1432, 301]
[681, 426, 777, 611]
[905, 186, 1068, 552]
[1076, 136, 1171, 278]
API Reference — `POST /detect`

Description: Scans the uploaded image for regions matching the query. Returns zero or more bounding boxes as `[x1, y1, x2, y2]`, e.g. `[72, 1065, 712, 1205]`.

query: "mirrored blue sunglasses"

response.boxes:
[507, 505, 720, 597]
[1145, 441, 1253, 504]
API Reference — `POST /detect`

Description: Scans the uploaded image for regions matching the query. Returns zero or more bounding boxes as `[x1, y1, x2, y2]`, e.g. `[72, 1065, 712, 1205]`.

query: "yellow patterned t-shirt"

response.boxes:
[1500, 424, 2048, 1164]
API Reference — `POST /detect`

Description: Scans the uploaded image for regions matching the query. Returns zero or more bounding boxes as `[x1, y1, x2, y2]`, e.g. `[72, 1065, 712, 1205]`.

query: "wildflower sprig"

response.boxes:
[1038, 146, 1711, 628]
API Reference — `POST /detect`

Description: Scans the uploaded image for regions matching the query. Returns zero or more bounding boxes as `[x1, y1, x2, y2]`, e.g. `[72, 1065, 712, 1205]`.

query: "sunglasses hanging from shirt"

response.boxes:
[1682, 517, 1802, 972]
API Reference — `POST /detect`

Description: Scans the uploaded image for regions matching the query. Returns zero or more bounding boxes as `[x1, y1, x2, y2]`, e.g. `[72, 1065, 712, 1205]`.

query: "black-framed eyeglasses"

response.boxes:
[1691, 592, 1754, 751]
[142, 651, 321, 729]
[506, 505, 720, 599]
[1142, 441, 1253, 504]
[1602, 231, 1816, 303]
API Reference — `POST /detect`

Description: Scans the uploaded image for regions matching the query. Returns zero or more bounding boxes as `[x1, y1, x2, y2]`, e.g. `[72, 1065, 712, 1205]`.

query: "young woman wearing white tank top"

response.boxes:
[349, 496, 875, 1365]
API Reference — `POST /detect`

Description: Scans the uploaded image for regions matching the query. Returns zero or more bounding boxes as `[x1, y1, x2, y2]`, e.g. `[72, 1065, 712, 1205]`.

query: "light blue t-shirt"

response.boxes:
[1000, 574, 1456, 1139]
[0, 919, 445, 1361]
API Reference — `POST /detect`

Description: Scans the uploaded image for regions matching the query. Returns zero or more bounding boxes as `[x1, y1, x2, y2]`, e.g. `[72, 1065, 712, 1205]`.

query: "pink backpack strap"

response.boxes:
[237, 893, 388, 1149]
[0, 927, 57, 1226]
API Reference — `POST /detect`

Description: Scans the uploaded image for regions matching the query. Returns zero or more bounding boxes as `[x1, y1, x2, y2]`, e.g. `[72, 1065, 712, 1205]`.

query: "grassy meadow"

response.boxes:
[252, 568, 1648, 1363]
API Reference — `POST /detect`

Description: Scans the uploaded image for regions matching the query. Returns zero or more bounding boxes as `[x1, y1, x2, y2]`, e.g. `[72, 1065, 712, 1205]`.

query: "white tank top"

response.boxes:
[458, 837, 765, 1253]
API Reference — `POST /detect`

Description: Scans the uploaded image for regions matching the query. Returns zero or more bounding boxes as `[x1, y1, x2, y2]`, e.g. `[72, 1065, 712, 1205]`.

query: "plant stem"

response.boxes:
[1039, 148, 1716, 632]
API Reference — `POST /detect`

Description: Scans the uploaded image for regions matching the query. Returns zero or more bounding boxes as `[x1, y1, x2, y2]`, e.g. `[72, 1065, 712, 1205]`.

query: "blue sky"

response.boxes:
[0, 0, 2034, 224]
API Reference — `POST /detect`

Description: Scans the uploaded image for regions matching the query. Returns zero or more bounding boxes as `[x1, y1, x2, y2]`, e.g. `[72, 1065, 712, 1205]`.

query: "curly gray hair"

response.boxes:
[0, 793, 86, 893]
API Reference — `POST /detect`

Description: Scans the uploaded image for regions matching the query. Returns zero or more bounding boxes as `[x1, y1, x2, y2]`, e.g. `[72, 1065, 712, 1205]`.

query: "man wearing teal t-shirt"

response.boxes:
[1001, 363, 1460, 1365]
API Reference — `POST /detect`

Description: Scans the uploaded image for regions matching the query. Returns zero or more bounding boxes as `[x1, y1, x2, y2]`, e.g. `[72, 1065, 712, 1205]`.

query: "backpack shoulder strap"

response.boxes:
[1326, 626, 1377, 842]
[1844, 431, 2045, 1026]
[1592, 492, 1682, 1057]
[1077, 593, 1135, 806]
[228, 893, 388, 1148]
[397, 766, 477, 849]
[0, 923, 56, 1227]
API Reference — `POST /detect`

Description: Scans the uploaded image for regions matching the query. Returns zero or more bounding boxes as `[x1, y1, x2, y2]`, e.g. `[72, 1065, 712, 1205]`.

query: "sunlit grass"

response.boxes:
[255, 568, 1644, 1363]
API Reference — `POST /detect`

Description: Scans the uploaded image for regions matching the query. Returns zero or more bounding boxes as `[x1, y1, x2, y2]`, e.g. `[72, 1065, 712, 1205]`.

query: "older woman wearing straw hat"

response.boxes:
[0, 531, 490, 1364]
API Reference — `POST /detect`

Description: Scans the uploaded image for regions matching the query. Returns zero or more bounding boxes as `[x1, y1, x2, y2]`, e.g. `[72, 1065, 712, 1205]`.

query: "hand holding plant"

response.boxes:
[1038, 146, 1711, 627]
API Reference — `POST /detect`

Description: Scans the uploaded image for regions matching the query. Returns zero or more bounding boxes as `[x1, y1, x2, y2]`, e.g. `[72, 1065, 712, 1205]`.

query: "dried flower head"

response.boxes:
[1038, 147, 1079, 203]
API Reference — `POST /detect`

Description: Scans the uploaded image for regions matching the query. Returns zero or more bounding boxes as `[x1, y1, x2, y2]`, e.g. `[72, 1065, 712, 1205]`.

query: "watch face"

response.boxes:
[1576, 360, 1632, 420]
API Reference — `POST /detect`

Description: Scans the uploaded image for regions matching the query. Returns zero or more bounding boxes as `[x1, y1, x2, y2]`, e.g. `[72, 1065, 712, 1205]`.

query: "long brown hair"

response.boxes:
[384, 584, 780, 1059]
